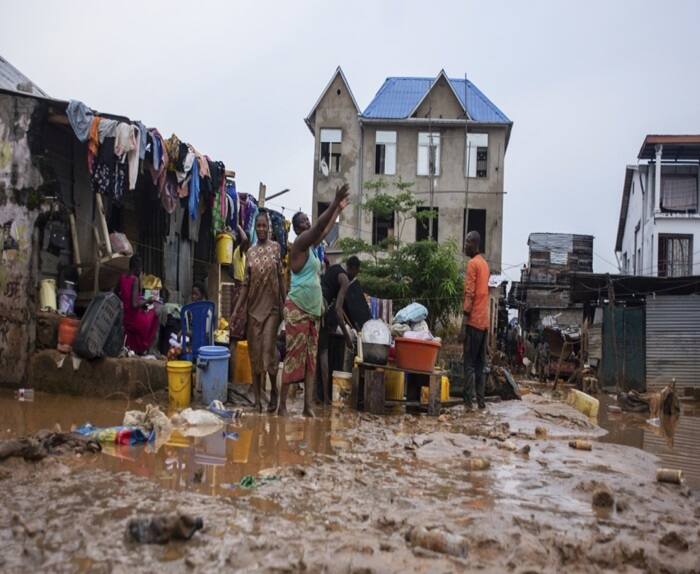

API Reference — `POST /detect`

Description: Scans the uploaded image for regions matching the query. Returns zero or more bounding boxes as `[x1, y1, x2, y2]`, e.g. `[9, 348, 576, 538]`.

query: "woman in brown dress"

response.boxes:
[232, 211, 286, 411]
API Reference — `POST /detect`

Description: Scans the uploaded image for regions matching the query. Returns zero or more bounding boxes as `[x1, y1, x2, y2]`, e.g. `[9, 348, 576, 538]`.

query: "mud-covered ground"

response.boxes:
[1, 392, 699, 573]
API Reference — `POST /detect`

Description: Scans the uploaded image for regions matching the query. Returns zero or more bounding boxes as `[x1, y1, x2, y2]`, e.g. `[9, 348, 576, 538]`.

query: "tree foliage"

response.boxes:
[337, 178, 463, 330]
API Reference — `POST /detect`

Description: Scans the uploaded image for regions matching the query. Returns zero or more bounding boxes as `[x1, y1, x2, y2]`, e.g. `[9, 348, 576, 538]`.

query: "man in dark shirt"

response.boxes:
[318, 256, 361, 403]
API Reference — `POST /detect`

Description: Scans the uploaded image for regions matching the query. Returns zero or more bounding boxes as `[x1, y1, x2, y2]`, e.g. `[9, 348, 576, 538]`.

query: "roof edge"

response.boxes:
[304, 67, 359, 134]
[406, 69, 468, 120]
[615, 166, 636, 252]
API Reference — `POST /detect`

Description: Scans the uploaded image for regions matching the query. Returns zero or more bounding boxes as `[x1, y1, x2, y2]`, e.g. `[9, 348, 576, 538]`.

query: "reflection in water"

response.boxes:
[0, 390, 342, 496]
[598, 394, 700, 489]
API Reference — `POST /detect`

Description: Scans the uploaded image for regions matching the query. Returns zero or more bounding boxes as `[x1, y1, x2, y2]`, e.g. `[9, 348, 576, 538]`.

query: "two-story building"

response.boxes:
[616, 135, 700, 277]
[305, 68, 512, 272]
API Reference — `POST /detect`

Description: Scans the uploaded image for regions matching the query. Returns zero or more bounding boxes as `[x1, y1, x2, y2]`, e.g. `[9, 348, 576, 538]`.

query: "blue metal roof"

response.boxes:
[361, 76, 510, 124]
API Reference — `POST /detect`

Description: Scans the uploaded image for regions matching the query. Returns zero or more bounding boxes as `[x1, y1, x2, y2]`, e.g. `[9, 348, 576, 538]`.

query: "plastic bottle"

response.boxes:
[127, 514, 203, 544]
[15, 389, 35, 402]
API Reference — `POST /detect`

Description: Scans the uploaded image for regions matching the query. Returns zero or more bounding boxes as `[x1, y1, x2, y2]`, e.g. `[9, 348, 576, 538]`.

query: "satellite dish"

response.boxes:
[320, 159, 329, 177]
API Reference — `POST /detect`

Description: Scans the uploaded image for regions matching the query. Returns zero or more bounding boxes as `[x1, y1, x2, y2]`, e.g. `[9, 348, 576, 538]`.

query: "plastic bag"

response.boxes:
[361, 319, 392, 345]
[109, 232, 133, 256]
[394, 303, 428, 325]
[171, 408, 223, 428]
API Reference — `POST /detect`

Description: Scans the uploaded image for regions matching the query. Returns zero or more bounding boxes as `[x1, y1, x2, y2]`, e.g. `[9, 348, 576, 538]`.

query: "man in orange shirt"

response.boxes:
[459, 231, 490, 409]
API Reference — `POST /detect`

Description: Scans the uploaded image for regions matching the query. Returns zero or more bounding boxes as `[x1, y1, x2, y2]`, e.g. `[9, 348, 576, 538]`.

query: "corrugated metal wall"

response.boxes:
[600, 305, 645, 391]
[646, 295, 700, 393]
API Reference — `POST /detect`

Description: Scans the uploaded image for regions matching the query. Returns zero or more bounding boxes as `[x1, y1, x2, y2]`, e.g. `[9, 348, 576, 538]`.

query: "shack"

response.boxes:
[508, 233, 594, 330]
[0, 56, 271, 388]
[568, 272, 700, 398]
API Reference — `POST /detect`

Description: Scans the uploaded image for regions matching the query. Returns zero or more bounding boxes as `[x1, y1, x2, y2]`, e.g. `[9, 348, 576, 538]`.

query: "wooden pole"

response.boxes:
[258, 182, 267, 208]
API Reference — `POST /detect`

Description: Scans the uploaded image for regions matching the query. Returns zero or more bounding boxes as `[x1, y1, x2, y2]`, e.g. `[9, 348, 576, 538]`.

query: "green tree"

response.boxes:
[337, 178, 463, 330]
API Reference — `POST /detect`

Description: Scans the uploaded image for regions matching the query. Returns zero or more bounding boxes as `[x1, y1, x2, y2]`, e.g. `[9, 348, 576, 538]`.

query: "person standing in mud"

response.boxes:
[231, 212, 286, 412]
[459, 231, 490, 410]
[278, 183, 351, 417]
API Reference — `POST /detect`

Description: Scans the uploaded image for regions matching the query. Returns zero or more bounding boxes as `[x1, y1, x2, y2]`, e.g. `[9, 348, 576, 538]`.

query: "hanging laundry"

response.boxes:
[268, 209, 288, 257]
[114, 122, 136, 157]
[225, 180, 238, 230]
[91, 137, 127, 205]
[188, 157, 200, 220]
[66, 100, 94, 142]
[127, 125, 140, 190]
[87, 116, 101, 173]
[164, 134, 182, 170]
[135, 121, 148, 160]
[97, 118, 118, 142]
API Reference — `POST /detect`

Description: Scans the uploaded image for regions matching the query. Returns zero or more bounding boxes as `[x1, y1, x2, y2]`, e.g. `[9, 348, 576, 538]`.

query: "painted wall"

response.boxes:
[619, 164, 700, 276]
[0, 94, 44, 385]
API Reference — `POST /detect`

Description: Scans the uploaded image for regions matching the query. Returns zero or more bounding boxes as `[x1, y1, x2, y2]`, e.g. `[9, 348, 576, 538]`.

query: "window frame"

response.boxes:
[658, 234, 693, 277]
[375, 130, 397, 176]
[466, 133, 489, 178]
[416, 206, 438, 242]
[417, 132, 441, 176]
[372, 211, 395, 246]
[319, 128, 342, 175]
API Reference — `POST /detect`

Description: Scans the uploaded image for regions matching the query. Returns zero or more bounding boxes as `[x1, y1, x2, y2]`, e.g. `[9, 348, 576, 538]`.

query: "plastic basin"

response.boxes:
[394, 337, 441, 372]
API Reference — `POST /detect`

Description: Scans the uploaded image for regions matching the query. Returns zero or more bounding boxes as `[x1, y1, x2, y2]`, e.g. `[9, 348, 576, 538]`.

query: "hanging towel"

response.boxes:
[66, 100, 93, 142]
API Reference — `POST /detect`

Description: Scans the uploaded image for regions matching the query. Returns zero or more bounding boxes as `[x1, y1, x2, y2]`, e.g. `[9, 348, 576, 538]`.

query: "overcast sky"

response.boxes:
[2, 0, 700, 279]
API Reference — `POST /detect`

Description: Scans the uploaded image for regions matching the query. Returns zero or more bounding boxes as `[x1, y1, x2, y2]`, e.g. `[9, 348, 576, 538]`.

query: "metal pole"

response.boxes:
[464, 73, 470, 251]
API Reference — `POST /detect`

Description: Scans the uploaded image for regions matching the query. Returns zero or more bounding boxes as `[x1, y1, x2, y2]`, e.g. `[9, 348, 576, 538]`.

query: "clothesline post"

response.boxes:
[258, 182, 266, 208]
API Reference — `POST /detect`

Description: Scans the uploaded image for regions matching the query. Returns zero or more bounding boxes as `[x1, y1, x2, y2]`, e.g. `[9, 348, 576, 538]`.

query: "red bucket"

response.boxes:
[394, 337, 441, 372]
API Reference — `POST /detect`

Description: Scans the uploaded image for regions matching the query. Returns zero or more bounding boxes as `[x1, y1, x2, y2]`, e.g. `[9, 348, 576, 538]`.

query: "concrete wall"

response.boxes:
[0, 94, 45, 385]
[310, 72, 361, 239]
[358, 123, 507, 272]
[413, 76, 464, 119]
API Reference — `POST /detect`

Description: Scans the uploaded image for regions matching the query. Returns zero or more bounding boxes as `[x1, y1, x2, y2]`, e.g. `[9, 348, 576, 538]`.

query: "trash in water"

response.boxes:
[14, 389, 34, 402]
[225, 432, 239, 441]
[171, 408, 224, 428]
[127, 514, 203, 544]
[607, 405, 622, 414]
[657, 468, 683, 484]
[123, 405, 171, 436]
[239, 474, 279, 489]
[568, 439, 592, 451]
[75, 424, 152, 445]
[406, 526, 469, 558]
[208, 400, 242, 420]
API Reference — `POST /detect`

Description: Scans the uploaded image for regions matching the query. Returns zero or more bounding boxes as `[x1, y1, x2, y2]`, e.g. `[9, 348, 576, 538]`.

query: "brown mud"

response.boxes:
[0, 390, 699, 573]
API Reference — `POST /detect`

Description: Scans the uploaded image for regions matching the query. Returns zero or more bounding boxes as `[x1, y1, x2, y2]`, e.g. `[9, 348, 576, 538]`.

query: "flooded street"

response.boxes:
[1, 389, 699, 572]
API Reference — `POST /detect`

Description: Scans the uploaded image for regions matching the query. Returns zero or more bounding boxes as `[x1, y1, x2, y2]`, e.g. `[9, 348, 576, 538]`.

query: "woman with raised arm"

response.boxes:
[278, 183, 350, 417]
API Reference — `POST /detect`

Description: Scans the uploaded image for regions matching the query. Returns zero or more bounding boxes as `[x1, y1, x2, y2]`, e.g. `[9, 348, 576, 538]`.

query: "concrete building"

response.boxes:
[616, 135, 700, 277]
[305, 68, 512, 272]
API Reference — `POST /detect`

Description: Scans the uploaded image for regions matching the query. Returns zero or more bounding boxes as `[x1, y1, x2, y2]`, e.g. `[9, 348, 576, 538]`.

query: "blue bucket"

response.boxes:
[197, 345, 231, 405]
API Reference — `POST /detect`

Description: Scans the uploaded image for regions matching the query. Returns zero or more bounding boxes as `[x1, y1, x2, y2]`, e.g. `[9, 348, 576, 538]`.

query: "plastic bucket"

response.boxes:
[385, 370, 405, 400]
[167, 360, 193, 408]
[234, 340, 253, 385]
[39, 279, 57, 311]
[57, 317, 80, 353]
[197, 345, 231, 404]
[420, 377, 451, 404]
[394, 337, 441, 372]
[216, 233, 233, 265]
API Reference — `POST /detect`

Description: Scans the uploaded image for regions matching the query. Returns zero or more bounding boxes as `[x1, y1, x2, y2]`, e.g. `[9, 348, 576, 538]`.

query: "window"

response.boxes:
[658, 234, 693, 277]
[375, 131, 396, 175]
[661, 175, 698, 212]
[463, 208, 487, 254]
[320, 128, 342, 174]
[417, 132, 440, 176]
[466, 133, 488, 178]
[372, 211, 394, 245]
[317, 201, 339, 246]
[416, 207, 438, 241]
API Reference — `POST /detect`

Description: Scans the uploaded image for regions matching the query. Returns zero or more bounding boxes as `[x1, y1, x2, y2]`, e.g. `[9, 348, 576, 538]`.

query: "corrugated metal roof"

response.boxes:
[361, 75, 510, 124]
[0, 55, 47, 97]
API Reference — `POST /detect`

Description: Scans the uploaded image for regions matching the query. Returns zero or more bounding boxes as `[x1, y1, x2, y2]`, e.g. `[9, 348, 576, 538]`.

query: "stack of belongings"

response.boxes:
[391, 302, 440, 343]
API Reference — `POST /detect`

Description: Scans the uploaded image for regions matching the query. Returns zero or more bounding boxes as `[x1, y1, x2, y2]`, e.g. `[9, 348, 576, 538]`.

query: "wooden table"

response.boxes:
[350, 362, 460, 416]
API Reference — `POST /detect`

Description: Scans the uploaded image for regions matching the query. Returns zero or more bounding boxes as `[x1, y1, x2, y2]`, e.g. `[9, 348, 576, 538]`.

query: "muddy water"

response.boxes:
[597, 393, 700, 489]
[1, 389, 700, 572]
[0, 390, 348, 497]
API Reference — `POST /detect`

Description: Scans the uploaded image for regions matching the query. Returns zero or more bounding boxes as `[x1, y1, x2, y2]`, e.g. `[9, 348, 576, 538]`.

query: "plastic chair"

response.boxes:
[179, 301, 215, 361]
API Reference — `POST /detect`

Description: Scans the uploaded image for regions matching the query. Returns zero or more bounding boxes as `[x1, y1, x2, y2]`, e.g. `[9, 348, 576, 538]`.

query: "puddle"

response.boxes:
[597, 393, 700, 489]
[0, 390, 349, 497]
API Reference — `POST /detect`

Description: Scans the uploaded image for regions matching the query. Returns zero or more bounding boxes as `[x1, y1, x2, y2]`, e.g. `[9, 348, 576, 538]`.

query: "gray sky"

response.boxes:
[2, 0, 700, 279]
